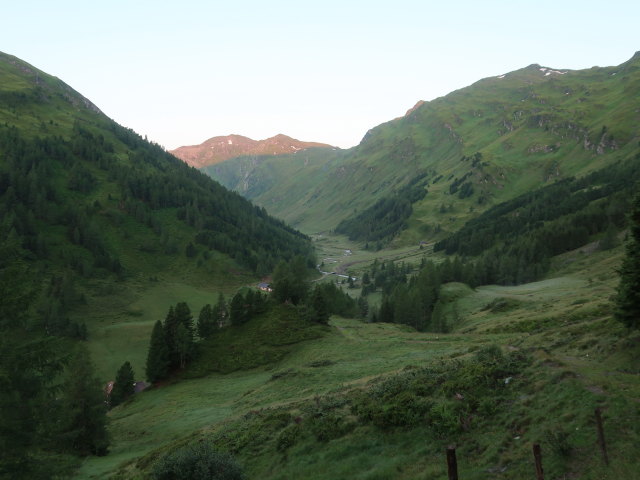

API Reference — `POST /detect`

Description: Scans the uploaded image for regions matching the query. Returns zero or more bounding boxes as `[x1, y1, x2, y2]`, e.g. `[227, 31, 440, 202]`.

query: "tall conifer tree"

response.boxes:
[615, 193, 640, 329]
[58, 346, 110, 455]
[197, 304, 215, 339]
[110, 361, 135, 407]
[146, 320, 169, 383]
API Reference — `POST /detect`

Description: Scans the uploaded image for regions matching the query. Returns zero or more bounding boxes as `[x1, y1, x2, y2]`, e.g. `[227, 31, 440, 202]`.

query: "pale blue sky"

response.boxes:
[3, 0, 638, 149]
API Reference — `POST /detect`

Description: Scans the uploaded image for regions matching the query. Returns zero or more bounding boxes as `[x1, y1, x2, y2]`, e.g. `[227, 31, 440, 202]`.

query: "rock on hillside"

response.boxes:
[171, 133, 334, 168]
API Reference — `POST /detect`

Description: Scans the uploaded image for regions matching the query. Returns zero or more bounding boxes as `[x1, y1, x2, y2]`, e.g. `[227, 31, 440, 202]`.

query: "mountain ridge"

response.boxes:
[170, 133, 335, 168]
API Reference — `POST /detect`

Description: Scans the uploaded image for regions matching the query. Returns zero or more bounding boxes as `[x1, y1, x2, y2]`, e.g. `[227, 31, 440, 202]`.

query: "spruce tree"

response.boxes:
[176, 324, 193, 369]
[163, 306, 179, 368]
[214, 292, 228, 328]
[310, 287, 330, 324]
[230, 292, 247, 325]
[174, 302, 194, 334]
[58, 346, 110, 455]
[197, 304, 215, 339]
[146, 320, 169, 383]
[615, 193, 640, 329]
[110, 361, 135, 407]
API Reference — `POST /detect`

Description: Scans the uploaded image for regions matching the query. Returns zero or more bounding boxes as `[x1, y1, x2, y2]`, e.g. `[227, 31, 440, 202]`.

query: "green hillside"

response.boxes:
[204, 52, 640, 244]
[0, 50, 314, 323]
[0, 52, 318, 477]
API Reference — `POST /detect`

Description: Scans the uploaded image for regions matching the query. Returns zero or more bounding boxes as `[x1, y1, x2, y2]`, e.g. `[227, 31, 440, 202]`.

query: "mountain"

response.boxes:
[201, 53, 640, 242]
[0, 50, 316, 363]
[170, 133, 335, 168]
[0, 51, 321, 477]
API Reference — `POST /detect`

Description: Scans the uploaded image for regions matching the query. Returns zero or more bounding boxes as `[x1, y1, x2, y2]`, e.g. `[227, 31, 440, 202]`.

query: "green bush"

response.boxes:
[276, 424, 301, 452]
[308, 411, 354, 442]
[152, 441, 245, 480]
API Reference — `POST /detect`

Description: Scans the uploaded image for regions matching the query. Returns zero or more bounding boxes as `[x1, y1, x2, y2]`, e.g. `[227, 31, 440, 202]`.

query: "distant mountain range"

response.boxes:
[170, 133, 334, 168]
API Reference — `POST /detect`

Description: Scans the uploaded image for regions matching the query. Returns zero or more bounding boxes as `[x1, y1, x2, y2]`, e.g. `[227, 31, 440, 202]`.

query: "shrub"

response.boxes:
[152, 441, 245, 480]
[276, 424, 301, 452]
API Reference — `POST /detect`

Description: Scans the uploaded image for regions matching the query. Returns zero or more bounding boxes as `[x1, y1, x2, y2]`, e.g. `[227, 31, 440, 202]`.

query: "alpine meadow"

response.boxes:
[1, 46, 640, 480]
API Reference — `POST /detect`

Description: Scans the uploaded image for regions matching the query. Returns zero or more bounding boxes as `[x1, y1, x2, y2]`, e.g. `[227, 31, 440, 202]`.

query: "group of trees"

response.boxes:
[145, 302, 196, 383]
[434, 159, 639, 286]
[361, 257, 465, 332]
[271, 256, 360, 323]
[335, 174, 428, 247]
[0, 235, 110, 477]
[196, 293, 228, 339]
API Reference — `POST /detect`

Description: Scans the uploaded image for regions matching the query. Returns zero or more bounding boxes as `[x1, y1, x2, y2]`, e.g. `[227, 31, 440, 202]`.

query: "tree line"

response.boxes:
[335, 173, 428, 248]
[434, 157, 639, 285]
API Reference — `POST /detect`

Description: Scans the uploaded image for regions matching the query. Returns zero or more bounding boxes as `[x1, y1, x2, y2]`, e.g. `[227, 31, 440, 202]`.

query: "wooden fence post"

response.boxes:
[595, 407, 609, 466]
[446, 445, 459, 480]
[532, 443, 544, 480]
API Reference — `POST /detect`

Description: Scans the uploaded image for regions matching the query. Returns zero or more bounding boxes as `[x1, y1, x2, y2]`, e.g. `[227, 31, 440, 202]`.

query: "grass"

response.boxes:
[78, 281, 237, 380]
[74, 231, 640, 480]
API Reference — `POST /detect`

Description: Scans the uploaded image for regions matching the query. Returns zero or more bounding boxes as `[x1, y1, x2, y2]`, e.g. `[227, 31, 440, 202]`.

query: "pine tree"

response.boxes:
[230, 292, 247, 325]
[310, 287, 330, 324]
[163, 306, 179, 368]
[272, 257, 309, 304]
[146, 320, 169, 383]
[357, 295, 369, 319]
[213, 292, 228, 328]
[174, 302, 193, 328]
[615, 193, 640, 329]
[197, 304, 215, 339]
[58, 346, 110, 456]
[110, 361, 135, 407]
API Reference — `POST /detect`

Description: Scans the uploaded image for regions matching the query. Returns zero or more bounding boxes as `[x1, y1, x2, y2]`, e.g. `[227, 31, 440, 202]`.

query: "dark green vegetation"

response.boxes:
[615, 193, 640, 329]
[185, 258, 359, 377]
[111, 361, 136, 407]
[434, 157, 639, 285]
[151, 442, 245, 480]
[0, 238, 109, 478]
[335, 173, 428, 247]
[363, 257, 470, 332]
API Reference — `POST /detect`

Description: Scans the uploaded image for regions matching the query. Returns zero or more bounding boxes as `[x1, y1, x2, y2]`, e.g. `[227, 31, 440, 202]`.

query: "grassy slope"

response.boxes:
[203, 53, 640, 243]
[77, 238, 640, 479]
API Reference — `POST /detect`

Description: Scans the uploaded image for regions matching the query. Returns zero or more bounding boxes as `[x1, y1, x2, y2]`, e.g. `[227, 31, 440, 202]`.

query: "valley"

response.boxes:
[1, 49, 639, 480]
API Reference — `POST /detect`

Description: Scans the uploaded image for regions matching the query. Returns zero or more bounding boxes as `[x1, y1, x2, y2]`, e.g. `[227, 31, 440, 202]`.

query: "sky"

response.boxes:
[2, 0, 638, 150]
